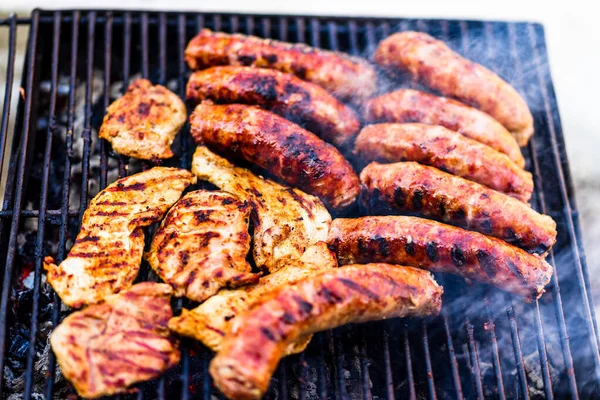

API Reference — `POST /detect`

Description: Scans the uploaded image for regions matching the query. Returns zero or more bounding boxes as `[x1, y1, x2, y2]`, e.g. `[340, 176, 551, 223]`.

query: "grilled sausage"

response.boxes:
[354, 123, 533, 202]
[186, 66, 360, 148]
[327, 216, 553, 300]
[374, 31, 534, 145]
[185, 29, 377, 103]
[363, 89, 525, 167]
[210, 264, 442, 399]
[359, 162, 556, 254]
[190, 103, 360, 211]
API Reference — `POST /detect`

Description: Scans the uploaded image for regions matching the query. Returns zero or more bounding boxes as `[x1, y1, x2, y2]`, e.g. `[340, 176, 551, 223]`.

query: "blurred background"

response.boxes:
[1, 0, 598, 309]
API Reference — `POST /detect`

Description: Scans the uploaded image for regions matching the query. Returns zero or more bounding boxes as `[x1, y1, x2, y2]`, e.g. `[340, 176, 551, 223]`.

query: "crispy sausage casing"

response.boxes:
[360, 162, 556, 254]
[363, 89, 525, 167]
[190, 103, 360, 211]
[185, 29, 377, 102]
[374, 31, 534, 145]
[186, 66, 360, 148]
[354, 123, 533, 202]
[327, 216, 553, 300]
[210, 264, 442, 399]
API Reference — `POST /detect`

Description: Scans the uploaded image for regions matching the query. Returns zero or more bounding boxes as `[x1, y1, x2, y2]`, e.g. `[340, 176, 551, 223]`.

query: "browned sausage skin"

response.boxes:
[354, 123, 533, 202]
[190, 103, 360, 211]
[363, 89, 525, 167]
[186, 66, 360, 148]
[327, 216, 553, 300]
[209, 264, 442, 399]
[185, 29, 377, 103]
[374, 31, 534, 145]
[359, 162, 556, 254]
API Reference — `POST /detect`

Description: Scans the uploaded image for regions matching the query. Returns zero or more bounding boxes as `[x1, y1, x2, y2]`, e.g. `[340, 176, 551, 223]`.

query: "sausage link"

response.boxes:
[354, 123, 533, 202]
[359, 162, 556, 254]
[327, 216, 553, 300]
[374, 31, 534, 145]
[363, 89, 525, 167]
[210, 264, 442, 399]
[190, 103, 360, 211]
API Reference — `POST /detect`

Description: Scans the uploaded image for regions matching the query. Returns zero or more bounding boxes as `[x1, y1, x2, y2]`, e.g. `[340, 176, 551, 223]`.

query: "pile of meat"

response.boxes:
[43, 28, 557, 399]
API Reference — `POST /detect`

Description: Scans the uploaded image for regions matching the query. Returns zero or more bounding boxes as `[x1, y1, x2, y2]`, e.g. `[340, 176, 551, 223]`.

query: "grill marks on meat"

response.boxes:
[374, 31, 534, 145]
[191, 146, 331, 272]
[354, 123, 533, 202]
[99, 79, 186, 159]
[145, 190, 259, 303]
[190, 103, 360, 211]
[360, 162, 556, 254]
[184, 29, 377, 103]
[186, 66, 360, 148]
[50, 283, 180, 398]
[44, 167, 196, 308]
[209, 264, 442, 399]
[327, 216, 553, 300]
[168, 243, 336, 354]
[363, 89, 525, 167]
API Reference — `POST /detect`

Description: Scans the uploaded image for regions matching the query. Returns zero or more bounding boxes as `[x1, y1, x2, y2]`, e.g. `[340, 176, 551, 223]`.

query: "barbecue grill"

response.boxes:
[0, 9, 598, 399]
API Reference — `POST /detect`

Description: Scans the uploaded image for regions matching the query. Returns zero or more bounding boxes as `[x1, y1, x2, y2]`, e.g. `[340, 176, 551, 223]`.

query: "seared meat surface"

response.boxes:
[99, 79, 186, 159]
[186, 66, 360, 148]
[190, 103, 360, 211]
[210, 264, 442, 399]
[185, 29, 377, 102]
[363, 89, 525, 167]
[192, 146, 331, 272]
[374, 31, 534, 145]
[145, 190, 258, 303]
[354, 123, 533, 202]
[50, 283, 180, 399]
[360, 162, 556, 254]
[168, 242, 336, 354]
[327, 216, 553, 300]
[44, 167, 196, 308]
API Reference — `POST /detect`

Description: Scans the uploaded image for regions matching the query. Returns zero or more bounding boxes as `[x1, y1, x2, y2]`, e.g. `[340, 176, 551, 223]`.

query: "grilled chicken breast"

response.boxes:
[99, 79, 186, 159]
[210, 264, 442, 400]
[363, 89, 525, 167]
[185, 29, 377, 103]
[374, 31, 534, 145]
[327, 216, 553, 300]
[50, 283, 180, 399]
[44, 167, 196, 308]
[360, 162, 556, 254]
[190, 103, 360, 211]
[145, 190, 258, 303]
[168, 242, 336, 354]
[354, 123, 533, 202]
[186, 66, 360, 148]
[192, 146, 331, 272]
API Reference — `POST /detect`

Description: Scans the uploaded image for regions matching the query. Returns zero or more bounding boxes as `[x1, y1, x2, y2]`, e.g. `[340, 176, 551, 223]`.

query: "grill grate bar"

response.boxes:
[442, 311, 464, 398]
[100, 12, 113, 190]
[158, 13, 167, 85]
[0, 10, 39, 395]
[141, 12, 150, 79]
[421, 321, 437, 400]
[382, 331, 395, 400]
[403, 331, 417, 400]
[0, 14, 17, 182]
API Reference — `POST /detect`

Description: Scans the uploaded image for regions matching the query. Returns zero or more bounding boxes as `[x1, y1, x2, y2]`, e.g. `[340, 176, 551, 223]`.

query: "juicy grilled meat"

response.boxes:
[168, 243, 336, 354]
[44, 167, 196, 308]
[360, 162, 556, 254]
[363, 89, 525, 167]
[145, 190, 258, 303]
[186, 66, 360, 148]
[327, 216, 553, 300]
[192, 146, 331, 272]
[374, 31, 534, 145]
[190, 103, 360, 211]
[185, 29, 377, 103]
[50, 283, 180, 399]
[354, 123, 533, 202]
[98, 79, 186, 159]
[210, 264, 442, 400]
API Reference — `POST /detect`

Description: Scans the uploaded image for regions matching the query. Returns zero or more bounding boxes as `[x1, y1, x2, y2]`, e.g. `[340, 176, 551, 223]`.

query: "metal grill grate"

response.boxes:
[0, 9, 599, 399]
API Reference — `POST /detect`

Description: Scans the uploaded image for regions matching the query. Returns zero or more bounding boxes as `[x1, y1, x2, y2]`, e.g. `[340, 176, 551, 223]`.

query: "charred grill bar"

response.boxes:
[0, 9, 598, 399]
